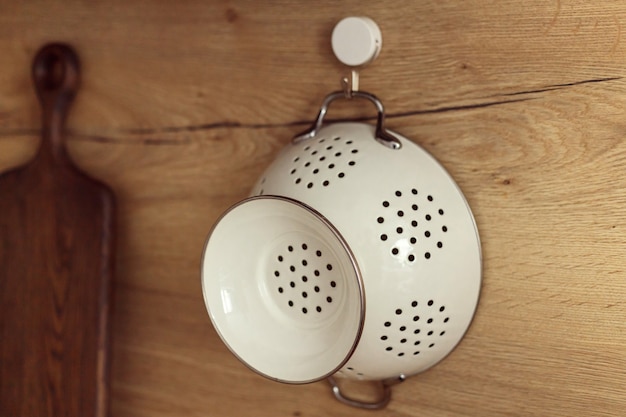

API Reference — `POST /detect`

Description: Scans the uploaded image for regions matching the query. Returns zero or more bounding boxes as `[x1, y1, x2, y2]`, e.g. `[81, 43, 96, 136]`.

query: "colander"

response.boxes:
[201, 91, 482, 409]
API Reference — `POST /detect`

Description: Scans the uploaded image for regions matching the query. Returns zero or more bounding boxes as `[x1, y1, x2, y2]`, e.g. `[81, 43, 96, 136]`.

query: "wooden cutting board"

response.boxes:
[0, 44, 115, 417]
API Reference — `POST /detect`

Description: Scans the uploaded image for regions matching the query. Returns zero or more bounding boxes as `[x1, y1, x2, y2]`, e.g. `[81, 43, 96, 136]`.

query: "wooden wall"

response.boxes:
[1, 1, 625, 416]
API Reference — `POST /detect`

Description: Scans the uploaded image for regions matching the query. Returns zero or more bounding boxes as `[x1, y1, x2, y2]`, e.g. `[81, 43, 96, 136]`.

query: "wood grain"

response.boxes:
[1, 1, 625, 416]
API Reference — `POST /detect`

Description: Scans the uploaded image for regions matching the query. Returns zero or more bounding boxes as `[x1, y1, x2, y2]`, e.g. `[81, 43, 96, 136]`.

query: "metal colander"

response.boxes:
[201, 91, 481, 408]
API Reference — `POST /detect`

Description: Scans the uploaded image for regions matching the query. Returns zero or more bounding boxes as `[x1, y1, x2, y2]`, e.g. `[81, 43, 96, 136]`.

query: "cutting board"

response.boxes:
[0, 44, 115, 417]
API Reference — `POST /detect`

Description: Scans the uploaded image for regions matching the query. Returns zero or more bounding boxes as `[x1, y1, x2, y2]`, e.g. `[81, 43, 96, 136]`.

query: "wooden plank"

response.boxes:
[1, 1, 625, 416]
[1, 1, 625, 130]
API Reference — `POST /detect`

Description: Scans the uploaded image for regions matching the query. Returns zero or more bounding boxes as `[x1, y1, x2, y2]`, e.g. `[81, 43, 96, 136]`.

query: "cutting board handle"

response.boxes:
[32, 43, 80, 163]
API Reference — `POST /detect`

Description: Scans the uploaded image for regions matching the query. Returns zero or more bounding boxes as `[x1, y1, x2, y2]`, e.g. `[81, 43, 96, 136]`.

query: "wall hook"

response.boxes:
[332, 16, 382, 97]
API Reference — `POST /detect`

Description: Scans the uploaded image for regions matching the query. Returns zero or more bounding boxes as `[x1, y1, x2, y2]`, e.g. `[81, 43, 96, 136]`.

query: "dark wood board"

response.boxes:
[0, 44, 115, 417]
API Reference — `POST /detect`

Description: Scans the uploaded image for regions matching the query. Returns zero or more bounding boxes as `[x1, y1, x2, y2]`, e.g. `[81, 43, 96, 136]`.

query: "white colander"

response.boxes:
[201, 91, 481, 408]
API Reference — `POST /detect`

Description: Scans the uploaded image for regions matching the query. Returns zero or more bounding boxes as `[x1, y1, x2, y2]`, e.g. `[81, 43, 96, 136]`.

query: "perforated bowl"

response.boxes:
[201, 91, 481, 408]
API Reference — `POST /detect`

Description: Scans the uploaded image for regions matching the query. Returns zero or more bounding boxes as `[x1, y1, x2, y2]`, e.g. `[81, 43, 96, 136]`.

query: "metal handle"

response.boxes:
[326, 375, 405, 410]
[293, 91, 402, 150]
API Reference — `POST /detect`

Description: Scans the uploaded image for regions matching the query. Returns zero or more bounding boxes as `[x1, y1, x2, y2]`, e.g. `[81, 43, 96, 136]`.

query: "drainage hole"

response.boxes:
[377, 217, 384, 224]
[395, 191, 402, 197]
[391, 247, 399, 255]
[278, 287, 283, 293]
[289, 265, 295, 272]
[427, 195, 433, 201]
[338, 172, 345, 178]
[408, 254, 415, 262]
[437, 242, 443, 248]
[397, 210, 404, 217]
[410, 237, 417, 244]
[380, 234, 388, 241]
[288, 300, 294, 307]
[316, 306, 322, 313]
[348, 161, 356, 166]
[302, 292, 308, 298]
[302, 307, 308, 314]
[425, 252, 431, 259]
[302, 259, 308, 266]
[274, 271, 280, 277]
[314, 286, 320, 292]
[381, 335, 388, 341]
[382, 201, 389, 207]
[316, 250, 322, 257]
[290, 281, 295, 288]
[327, 296, 333, 303]
[330, 281, 336, 288]
[326, 264, 333, 271]
[301, 275, 308, 282]
[323, 180, 330, 186]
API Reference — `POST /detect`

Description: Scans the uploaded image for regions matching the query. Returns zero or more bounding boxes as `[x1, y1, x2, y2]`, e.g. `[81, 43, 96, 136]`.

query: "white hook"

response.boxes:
[331, 16, 382, 96]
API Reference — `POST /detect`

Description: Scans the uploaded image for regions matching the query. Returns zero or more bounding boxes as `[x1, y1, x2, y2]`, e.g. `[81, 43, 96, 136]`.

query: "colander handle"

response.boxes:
[327, 375, 405, 409]
[293, 91, 402, 150]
